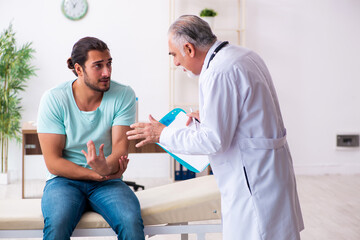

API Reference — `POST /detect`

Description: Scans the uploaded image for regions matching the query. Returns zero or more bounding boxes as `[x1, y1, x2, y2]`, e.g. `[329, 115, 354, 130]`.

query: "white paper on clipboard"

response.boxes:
[157, 110, 209, 173]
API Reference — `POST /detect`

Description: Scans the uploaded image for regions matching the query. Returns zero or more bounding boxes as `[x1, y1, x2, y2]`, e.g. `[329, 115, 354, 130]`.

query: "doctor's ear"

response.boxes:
[184, 43, 196, 57]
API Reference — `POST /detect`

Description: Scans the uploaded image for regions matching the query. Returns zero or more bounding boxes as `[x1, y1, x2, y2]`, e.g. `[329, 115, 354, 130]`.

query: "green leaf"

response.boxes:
[200, 8, 218, 17]
[0, 23, 36, 173]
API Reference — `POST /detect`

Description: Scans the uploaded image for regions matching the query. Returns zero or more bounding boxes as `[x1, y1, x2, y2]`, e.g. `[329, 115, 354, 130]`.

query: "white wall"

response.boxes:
[1, 0, 360, 181]
[0, 0, 171, 181]
[246, 0, 360, 174]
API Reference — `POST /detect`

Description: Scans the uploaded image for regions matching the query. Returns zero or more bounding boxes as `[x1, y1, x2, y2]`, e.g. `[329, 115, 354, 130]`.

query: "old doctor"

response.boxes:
[127, 15, 304, 240]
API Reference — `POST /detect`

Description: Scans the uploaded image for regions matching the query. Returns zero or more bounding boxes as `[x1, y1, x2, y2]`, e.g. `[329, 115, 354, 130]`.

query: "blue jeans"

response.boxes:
[41, 177, 144, 240]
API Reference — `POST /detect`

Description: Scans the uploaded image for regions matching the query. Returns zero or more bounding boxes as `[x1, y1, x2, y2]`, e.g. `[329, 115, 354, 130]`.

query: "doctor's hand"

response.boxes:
[104, 156, 129, 180]
[126, 115, 166, 148]
[82, 140, 111, 176]
[186, 110, 200, 126]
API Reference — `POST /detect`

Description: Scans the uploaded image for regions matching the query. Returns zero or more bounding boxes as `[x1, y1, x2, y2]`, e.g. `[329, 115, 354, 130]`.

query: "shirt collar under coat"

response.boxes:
[200, 40, 222, 76]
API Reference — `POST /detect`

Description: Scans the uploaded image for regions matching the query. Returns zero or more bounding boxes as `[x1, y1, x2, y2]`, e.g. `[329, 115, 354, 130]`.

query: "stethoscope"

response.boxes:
[206, 41, 229, 69]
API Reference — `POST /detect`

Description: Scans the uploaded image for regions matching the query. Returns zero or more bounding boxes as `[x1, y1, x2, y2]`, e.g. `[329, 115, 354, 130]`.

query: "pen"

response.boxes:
[190, 108, 200, 123]
[189, 108, 200, 131]
[190, 108, 197, 126]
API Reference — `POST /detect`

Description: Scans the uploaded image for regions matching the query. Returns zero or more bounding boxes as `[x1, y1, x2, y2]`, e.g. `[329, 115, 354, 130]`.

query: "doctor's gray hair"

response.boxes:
[168, 15, 217, 56]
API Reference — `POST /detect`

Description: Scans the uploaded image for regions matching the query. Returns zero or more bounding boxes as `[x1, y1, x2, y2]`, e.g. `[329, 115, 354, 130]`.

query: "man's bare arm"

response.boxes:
[84, 125, 130, 176]
[38, 133, 104, 181]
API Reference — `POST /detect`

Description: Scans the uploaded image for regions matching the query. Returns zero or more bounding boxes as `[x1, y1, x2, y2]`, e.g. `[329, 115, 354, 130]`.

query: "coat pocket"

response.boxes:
[243, 166, 252, 195]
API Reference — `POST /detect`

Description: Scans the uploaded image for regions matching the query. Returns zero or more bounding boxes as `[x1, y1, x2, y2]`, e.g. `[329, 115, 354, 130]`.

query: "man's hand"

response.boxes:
[104, 156, 129, 180]
[82, 140, 111, 176]
[186, 110, 200, 126]
[126, 115, 166, 148]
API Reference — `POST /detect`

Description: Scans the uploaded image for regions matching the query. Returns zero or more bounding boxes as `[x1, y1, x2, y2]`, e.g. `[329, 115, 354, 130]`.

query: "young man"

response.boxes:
[37, 37, 144, 240]
[127, 15, 304, 240]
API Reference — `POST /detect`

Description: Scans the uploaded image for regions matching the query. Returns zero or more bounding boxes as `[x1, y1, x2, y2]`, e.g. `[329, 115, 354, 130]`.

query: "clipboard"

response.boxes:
[157, 108, 210, 173]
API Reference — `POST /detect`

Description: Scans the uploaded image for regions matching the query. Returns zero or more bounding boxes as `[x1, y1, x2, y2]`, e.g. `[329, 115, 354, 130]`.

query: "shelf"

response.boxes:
[215, 28, 245, 32]
[169, 0, 246, 110]
[168, 0, 246, 180]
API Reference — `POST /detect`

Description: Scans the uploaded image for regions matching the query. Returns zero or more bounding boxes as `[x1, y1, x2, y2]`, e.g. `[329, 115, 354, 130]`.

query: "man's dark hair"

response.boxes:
[67, 37, 109, 76]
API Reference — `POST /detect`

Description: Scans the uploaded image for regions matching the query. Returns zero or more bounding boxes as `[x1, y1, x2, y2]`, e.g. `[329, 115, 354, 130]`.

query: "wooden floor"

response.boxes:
[0, 174, 359, 240]
[297, 175, 360, 240]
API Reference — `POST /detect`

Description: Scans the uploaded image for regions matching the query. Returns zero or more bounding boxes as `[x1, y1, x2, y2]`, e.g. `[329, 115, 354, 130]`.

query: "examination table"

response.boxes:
[0, 175, 222, 239]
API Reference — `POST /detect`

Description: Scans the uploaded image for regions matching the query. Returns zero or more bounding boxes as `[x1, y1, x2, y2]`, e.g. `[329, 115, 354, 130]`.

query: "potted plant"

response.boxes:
[199, 8, 218, 29]
[0, 24, 36, 184]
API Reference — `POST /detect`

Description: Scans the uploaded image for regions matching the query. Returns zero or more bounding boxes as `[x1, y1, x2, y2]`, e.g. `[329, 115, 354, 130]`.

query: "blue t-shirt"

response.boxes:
[37, 80, 136, 179]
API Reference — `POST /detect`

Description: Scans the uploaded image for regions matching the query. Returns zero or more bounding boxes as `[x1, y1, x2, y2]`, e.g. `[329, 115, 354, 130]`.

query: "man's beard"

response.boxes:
[182, 67, 199, 79]
[84, 71, 110, 92]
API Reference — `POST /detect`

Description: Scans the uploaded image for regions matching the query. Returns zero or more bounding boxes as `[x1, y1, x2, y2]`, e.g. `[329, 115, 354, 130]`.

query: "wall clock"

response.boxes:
[62, 0, 88, 21]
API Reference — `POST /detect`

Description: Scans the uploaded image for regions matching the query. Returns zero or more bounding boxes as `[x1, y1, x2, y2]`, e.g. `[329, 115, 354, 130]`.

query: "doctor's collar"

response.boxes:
[201, 41, 228, 74]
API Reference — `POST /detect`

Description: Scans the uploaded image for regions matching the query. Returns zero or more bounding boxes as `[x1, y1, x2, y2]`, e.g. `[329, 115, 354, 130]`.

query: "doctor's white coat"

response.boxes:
[160, 41, 304, 240]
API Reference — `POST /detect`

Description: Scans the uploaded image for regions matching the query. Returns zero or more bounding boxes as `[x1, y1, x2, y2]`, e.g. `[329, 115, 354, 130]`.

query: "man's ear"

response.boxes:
[184, 43, 196, 58]
[75, 63, 83, 77]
